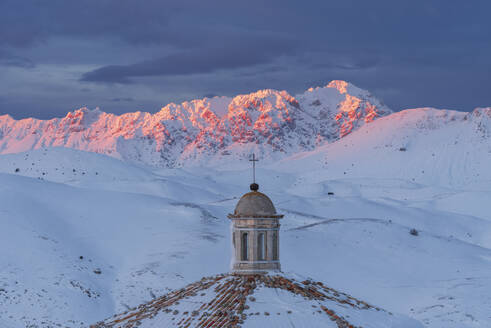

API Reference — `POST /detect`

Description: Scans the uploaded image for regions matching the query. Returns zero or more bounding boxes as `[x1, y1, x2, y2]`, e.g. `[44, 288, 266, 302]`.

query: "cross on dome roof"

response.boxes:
[228, 153, 283, 219]
[249, 153, 259, 191]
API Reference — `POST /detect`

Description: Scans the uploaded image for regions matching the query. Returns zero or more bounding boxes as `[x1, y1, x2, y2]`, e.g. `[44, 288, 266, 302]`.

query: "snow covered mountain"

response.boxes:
[1, 81, 491, 327]
[0, 80, 391, 167]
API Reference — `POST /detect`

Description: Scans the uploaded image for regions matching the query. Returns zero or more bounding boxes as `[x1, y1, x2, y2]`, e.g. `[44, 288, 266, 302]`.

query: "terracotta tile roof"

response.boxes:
[91, 273, 393, 328]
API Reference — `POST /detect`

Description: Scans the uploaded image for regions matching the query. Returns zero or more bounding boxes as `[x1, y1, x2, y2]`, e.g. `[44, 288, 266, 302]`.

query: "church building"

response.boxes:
[228, 155, 283, 274]
[93, 154, 422, 327]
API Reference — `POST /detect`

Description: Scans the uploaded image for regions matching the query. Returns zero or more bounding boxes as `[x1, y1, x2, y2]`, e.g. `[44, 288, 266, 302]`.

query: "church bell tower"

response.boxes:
[228, 154, 284, 274]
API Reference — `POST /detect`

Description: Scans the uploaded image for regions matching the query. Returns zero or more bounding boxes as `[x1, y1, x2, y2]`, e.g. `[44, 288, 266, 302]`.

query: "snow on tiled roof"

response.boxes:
[92, 274, 422, 328]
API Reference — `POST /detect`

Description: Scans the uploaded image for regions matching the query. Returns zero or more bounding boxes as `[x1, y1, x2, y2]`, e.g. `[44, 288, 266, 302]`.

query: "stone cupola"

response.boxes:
[228, 182, 284, 274]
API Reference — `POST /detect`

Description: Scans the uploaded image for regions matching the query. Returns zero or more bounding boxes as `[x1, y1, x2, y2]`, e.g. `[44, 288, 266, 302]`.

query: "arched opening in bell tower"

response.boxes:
[272, 232, 278, 261]
[241, 232, 249, 261]
[258, 232, 265, 260]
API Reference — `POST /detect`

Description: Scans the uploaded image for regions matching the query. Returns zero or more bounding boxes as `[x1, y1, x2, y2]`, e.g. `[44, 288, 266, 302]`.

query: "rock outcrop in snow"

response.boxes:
[0, 81, 391, 167]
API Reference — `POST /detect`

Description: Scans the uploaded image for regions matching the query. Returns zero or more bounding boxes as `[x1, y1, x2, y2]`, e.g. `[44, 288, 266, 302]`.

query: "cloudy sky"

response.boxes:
[0, 0, 490, 119]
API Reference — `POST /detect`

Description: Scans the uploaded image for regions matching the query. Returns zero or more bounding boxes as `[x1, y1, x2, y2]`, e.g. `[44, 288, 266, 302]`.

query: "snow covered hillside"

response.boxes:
[1, 142, 491, 327]
[0, 80, 391, 167]
[280, 107, 491, 189]
[1, 82, 491, 327]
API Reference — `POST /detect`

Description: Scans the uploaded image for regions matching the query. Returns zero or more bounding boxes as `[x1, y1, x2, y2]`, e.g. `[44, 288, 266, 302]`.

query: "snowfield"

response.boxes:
[1, 84, 491, 327]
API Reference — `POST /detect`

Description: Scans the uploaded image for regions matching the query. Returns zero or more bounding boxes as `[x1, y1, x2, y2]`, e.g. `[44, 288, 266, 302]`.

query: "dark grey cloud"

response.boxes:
[0, 0, 174, 47]
[111, 97, 134, 102]
[0, 0, 490, 119]
[81, 32, 295, 83]
[308, 54, 381, 71]
[202, 93, 218, 99]
[0, 50, 35, 68]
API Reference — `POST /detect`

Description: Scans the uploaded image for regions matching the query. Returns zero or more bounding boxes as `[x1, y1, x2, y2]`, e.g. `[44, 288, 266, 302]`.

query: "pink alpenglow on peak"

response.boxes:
[0, 81, 391, 167]
[327, 80, 350, 94]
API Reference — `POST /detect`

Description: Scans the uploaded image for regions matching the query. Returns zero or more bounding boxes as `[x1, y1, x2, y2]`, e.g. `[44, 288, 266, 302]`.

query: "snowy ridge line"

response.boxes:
[170, 202, 220, 222]
[279, 208, 390, 229]
[288, 217, 389, 231]
[0, 80, 391, 167]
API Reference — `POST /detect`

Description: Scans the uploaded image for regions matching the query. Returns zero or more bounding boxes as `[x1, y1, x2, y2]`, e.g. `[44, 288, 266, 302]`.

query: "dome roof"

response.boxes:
[93, 273, 423, 328]
[229, 189, 283, 218]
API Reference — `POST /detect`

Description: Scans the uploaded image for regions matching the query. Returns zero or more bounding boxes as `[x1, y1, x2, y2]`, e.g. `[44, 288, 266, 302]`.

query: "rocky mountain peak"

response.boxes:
[0, 81, 392, 167]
